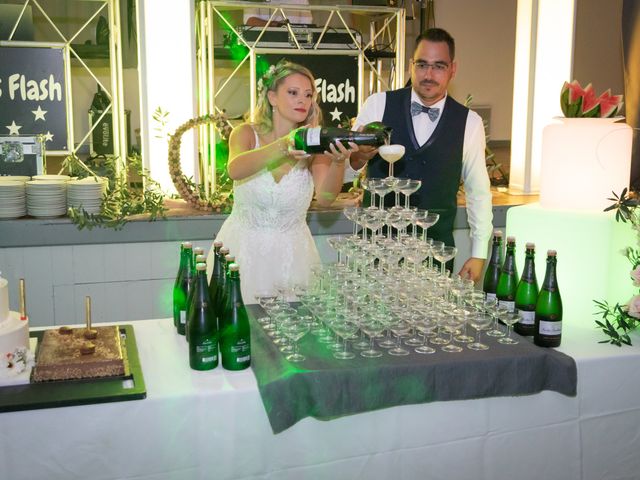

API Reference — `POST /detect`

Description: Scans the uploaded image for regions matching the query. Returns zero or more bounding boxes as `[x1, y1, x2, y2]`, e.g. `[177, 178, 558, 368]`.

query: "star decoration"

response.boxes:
[6, 121, 22, 135]
[32, 106, 47, 121]
[329, 107, 343, 122]
[43, 131, 54, 142]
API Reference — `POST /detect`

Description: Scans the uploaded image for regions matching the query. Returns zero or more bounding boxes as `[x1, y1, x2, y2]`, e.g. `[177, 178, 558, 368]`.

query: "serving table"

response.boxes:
[1, 318, 639, 480]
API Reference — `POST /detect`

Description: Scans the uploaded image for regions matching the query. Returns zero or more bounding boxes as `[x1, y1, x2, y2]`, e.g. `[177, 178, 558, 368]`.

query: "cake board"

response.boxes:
[0, 324, 146, 413]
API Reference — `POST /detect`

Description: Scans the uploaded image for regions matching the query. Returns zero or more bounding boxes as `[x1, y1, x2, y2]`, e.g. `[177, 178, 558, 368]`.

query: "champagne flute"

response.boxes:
[467, 311, 493, 351]
[399, 179, 422, 209]
[416, 212, 440, 242]
[343, 206, 363, 238]
[434, 245, 457, 277]
[391, 178, 410, 211]
[375, 178, 395, 211]
[498, 311, 520, 345]
[254, 292, 278, 325]
[359, 315, 386, 358]
[378, 144, 405, 180]
[414, 317, 437, 354]
[280, 317, 311, 362]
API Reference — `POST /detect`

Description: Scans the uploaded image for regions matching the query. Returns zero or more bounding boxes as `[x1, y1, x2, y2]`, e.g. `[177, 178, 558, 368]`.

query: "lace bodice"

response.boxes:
[227, 132, 314, 231]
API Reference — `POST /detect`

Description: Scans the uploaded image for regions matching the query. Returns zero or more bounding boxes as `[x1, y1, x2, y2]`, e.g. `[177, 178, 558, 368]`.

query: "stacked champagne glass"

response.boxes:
[255, 145, 507, 361]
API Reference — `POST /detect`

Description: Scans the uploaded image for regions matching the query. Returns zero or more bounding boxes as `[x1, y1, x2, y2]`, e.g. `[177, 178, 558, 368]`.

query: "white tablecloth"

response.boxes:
[1, 319, 639, 480]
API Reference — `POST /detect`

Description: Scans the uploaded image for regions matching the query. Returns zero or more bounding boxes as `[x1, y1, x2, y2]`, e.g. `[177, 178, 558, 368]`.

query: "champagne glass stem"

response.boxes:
[389, 162, 394, 178]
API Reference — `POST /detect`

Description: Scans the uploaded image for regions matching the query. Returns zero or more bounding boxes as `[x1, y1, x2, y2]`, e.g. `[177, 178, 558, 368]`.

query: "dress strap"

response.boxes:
[251, 126, 261, 149]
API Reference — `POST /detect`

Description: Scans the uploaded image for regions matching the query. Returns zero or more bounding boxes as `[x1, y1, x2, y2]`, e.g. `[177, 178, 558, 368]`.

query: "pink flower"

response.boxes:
[631, 266, 640, 286]
[627, 295, 640, 319]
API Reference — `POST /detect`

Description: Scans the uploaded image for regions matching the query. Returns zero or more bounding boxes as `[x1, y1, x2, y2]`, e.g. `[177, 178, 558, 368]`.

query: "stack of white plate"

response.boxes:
[67, 177, 107, 214]
[32, 174, 71, 182]
[26, 180, 68, 218]
[1, 175, 31, 182]
[0, 180, 27, 219]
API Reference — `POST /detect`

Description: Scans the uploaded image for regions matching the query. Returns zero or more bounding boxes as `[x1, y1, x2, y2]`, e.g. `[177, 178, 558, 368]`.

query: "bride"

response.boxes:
[208, 60, 356, 302]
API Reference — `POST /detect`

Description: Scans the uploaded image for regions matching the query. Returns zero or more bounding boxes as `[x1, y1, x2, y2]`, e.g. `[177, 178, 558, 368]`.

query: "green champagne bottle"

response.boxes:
[534, 250, 563, 348]
[208, 240, 224, 326]
[215, 247, 229, 315]
[186, 254, 207, 340]
[496, 236, 518, 313]
[173, 242, 192, 331]
[220, 263, 251, 370]
[483, 230, 504, 302]
[514, 242, 539, 336]
[187, 262, 219, 370]
[218, 253, 235, 321]
[177, 244, 196, 336]
[292, 122, 391, 154]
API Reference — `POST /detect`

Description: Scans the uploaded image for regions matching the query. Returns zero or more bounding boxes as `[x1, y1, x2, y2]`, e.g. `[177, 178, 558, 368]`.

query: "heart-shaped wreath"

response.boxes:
[168, 113, 233, 211]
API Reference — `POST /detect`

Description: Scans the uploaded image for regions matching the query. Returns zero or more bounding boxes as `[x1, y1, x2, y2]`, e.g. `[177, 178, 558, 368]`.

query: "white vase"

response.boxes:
[539, 117, 632, 211]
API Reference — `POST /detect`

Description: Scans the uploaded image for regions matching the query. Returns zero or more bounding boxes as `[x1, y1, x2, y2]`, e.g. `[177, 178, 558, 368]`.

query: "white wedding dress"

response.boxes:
[207, 129, 320, 303]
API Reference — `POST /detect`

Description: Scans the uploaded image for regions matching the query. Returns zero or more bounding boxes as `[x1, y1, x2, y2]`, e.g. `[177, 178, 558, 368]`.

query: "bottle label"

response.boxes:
[196, 339, 218, 364]
[539, 320, 562, 336]
[518, 309, 535, 325]
[498, 300, 515, 312]
[180, 310, 186, 325]
[486, 293, 497, 302]
[306, 127, 321, 147]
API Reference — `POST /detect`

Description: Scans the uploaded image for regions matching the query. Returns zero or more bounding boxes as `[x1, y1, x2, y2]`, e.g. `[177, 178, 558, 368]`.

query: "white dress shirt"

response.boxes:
[348, 90, 493, 259]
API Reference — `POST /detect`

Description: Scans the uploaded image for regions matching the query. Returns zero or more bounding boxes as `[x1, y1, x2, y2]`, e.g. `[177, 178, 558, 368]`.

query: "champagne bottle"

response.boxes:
[214, 247, 229, 314]
[292, 121, 391, 153]
[220, 263, 251, 370]
[173, 242, 192, 331]
[218, 253, 235, 321]
[177, 244, 196, 336]
[483, 230, 504, 302]
[496, 236, 518, 313]
[186, 254, 207, 340]
[514, 242, 539, 336]
[534, 250, 563, 348]
[208, 240, 224, 326]
[187, 262, 219, 370]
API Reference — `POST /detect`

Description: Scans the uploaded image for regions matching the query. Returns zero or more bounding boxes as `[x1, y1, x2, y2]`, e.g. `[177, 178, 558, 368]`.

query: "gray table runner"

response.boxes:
[248, 306, 578, 434]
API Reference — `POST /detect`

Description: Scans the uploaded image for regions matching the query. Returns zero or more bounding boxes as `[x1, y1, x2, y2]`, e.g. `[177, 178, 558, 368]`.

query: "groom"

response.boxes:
[346, 28, 493, 282]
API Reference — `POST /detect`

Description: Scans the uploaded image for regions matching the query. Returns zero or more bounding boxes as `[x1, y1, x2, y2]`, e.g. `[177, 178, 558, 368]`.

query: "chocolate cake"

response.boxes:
[33, 326, 125, 382]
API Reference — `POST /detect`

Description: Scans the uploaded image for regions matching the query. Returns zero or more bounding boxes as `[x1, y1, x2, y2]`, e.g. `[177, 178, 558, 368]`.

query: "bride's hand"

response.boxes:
[282, 127, 311, 162]
[325, 141, 358, 165]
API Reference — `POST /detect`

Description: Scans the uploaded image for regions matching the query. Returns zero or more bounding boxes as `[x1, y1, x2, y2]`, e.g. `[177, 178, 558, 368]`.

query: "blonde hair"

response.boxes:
[251, 59, 322, 135]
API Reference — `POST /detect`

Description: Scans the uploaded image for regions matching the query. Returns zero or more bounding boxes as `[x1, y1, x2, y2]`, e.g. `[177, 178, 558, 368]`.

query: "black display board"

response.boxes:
[261, 53, 359, 126]
[0, 325, 146, 413]
[0, 46, 68, 151]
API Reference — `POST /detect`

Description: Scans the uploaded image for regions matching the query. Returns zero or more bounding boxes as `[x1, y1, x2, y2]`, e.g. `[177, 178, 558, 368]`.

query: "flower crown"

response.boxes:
[256, 64, 278, 97]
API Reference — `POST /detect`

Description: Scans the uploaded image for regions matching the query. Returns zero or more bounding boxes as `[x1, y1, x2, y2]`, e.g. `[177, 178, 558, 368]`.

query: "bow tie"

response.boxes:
[410, 101, 440, 121]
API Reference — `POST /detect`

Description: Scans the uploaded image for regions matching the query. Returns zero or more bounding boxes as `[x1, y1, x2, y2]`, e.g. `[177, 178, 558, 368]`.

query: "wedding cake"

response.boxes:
[0, 276, 33, 385]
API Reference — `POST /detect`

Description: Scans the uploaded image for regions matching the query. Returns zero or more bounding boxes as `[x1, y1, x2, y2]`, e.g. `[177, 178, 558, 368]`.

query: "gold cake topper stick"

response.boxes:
[86, 296, 91, 330]
[84, 296, 97, 340]
[19, 278, 26, 321]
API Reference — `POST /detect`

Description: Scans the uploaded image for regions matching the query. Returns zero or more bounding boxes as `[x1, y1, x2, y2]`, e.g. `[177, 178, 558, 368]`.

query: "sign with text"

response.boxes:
[0, 46, 68, 151]
[260, 53, 359, 127]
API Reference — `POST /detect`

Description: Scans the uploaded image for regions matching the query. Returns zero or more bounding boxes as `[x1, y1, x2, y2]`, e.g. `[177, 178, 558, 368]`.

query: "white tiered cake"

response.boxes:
[0, 276, 32, 385]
